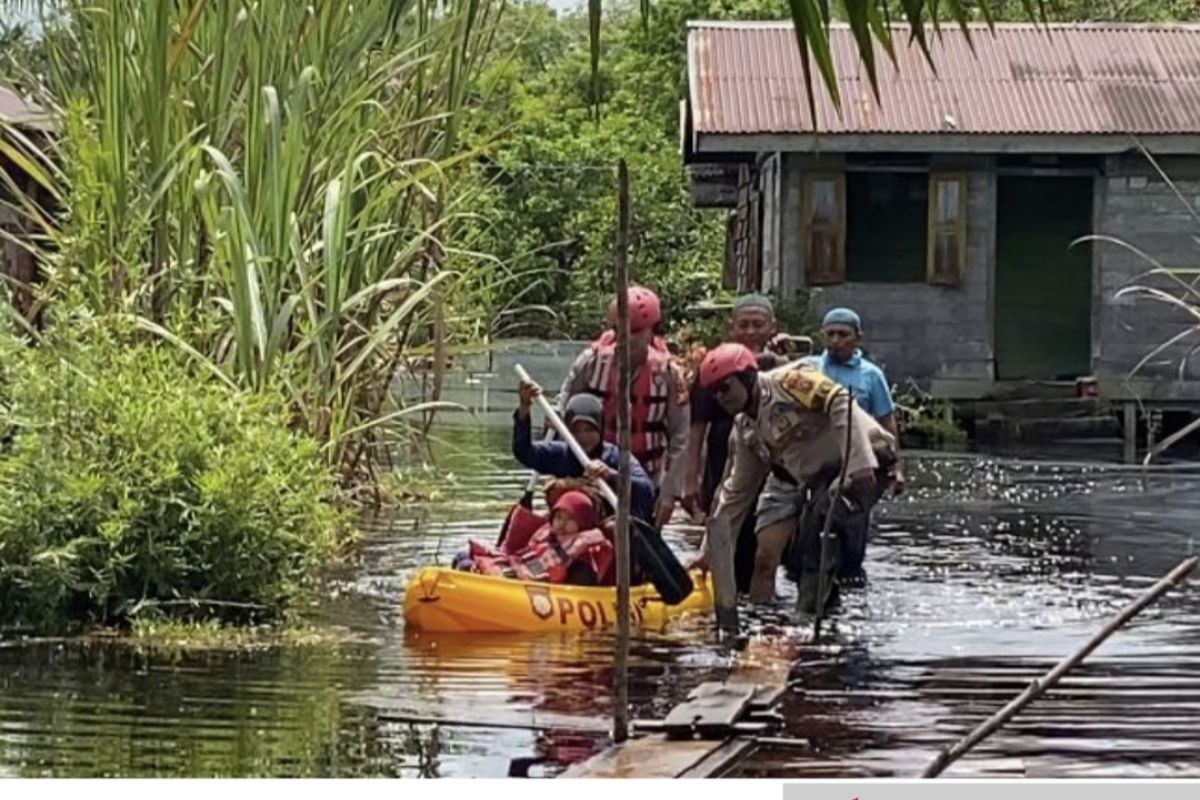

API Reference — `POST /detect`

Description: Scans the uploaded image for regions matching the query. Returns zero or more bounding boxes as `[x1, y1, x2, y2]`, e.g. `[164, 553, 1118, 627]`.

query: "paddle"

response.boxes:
[514, 363, 694, 606]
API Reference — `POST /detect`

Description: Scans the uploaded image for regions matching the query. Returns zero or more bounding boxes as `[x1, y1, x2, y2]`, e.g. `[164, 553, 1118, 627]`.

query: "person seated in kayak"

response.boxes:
[459, 490, 615, 586]
[555, 286, 690, 527]
[514, 382, 656, 527]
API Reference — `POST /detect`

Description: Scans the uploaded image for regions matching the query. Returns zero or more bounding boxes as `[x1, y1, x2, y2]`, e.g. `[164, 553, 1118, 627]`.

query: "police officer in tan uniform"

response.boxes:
[695, 343, 895, 629]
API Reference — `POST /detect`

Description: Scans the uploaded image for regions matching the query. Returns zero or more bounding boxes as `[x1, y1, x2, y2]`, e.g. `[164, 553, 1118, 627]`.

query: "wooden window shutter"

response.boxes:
[927, 173, 968, 286]
[745, 186, 762, 291]
[722, 212, 737, 290]
[803, 174, 845, 286]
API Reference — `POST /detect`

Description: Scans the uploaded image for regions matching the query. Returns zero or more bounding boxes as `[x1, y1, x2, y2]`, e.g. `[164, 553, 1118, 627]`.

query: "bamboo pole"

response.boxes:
[376, 713, 604, 733]
[812, 387, 855, 642]
[920, 554, 1199, 779]
[612, 159, 633, 744]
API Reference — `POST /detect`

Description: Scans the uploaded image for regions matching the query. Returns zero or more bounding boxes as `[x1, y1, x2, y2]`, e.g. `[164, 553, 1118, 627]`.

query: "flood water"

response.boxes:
[1, 426, 1198, 778]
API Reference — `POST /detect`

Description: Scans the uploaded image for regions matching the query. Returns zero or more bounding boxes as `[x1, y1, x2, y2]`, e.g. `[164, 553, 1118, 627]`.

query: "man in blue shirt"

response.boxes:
[512, 382, 657, 524]
[810, 307, 904, 494]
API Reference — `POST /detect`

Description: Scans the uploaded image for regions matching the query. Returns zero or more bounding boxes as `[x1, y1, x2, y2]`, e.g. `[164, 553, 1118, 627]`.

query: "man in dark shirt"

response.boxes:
[512, 381, 657, 525]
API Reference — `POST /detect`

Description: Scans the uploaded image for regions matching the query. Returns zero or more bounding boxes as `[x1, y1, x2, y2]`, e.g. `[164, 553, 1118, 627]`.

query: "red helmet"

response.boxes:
[606, 286, 661, 332]
[699, 343, 758, 390]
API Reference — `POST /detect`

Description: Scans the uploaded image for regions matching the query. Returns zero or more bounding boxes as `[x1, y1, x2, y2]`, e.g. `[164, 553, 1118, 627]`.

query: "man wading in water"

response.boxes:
[808, 307, 905, 495]
[683, 294, 791, 592]
[695, 344, 896, 621]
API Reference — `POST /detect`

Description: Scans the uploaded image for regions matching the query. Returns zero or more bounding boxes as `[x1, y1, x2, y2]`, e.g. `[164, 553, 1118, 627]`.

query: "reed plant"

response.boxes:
[1, 0, 507, 488]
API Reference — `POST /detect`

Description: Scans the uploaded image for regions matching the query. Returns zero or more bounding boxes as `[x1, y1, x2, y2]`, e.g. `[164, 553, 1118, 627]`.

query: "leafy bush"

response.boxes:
[893, 382, 968, 447]
[0, 320, 345, 633]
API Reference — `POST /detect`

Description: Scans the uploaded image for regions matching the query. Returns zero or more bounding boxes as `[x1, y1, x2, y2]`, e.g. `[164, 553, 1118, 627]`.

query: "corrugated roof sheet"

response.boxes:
[687, 22, 1200, 136]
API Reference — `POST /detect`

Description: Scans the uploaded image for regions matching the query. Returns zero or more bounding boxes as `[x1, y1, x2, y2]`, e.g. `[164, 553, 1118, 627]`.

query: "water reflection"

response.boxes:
[0, 639, 398, 777]
[0, 427, 1198, 777]
[736, 454, 1200, 778]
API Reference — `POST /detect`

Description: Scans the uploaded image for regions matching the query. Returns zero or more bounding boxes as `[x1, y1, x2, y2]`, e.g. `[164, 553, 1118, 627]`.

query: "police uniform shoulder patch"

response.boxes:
[668, 358, 690, 406]
[779, 365, 843, 412]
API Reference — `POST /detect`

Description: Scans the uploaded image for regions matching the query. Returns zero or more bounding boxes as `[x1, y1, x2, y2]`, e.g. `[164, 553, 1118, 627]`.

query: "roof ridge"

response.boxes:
[686, 19, 1200, 32]
[687, 20, 1200, 138]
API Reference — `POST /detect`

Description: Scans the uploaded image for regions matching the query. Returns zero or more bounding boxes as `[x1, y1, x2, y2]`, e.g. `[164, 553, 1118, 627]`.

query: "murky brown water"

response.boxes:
[736, 455, 1200, 778]
[1, 427, 1198, 777]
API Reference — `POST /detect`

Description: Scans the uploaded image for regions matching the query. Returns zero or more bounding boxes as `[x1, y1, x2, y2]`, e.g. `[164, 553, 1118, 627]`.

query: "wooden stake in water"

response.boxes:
[920, 554, 1199, 778]
[812, 387, 855, 642]
[613, 159, 633, 745]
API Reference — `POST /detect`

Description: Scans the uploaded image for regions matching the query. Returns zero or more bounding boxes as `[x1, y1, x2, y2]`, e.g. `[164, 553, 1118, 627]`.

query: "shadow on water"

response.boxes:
[1, 426, 1199, 777]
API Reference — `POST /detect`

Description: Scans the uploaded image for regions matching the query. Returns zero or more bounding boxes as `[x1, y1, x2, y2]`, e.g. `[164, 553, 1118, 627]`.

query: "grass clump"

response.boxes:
[0, 320, 347, 633]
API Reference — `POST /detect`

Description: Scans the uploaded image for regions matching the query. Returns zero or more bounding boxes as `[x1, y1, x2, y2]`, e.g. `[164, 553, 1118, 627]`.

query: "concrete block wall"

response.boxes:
[778, 153, 996, 384]
[392, 339, 591, 426]
[1094, 155, 1200, 382]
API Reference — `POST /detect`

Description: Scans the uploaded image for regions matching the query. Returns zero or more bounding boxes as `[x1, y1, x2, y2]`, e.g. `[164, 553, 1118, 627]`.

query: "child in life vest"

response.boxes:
[455, 491, 615, 586]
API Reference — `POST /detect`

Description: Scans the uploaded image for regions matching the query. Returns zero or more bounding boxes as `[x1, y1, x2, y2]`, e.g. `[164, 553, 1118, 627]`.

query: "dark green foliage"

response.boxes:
[0, 320, 344, 633]
[459, 1, 788, 339]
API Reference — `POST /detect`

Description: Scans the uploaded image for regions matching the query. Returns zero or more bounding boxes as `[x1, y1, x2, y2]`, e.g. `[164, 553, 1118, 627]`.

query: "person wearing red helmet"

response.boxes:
[682, 294, 811, 593]
[592, 293, 671, 353]
[684, 295, 788, 516]
[695, 343, 896, 628]
[556, 286, 689, 527]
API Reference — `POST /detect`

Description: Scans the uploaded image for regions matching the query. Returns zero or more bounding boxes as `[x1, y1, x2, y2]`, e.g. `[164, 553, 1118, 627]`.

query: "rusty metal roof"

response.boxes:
[687, 22, 1200, 137]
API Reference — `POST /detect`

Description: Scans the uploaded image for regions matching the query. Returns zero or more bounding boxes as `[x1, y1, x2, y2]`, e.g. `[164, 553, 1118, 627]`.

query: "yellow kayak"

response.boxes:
[403, 567, 715, 633]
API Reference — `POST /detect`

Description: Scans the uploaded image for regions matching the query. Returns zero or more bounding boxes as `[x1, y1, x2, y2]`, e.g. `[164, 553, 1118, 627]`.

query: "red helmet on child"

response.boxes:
[699, 343, 758, 390]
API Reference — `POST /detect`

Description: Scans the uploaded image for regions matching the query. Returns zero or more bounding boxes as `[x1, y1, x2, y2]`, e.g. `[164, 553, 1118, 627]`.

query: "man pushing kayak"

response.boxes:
[695, 344, 896, 625]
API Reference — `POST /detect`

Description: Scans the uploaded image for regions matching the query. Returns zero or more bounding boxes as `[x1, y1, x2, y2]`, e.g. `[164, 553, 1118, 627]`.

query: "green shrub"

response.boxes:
[0, 320, 346, 633]
[894, 384, 968, 447]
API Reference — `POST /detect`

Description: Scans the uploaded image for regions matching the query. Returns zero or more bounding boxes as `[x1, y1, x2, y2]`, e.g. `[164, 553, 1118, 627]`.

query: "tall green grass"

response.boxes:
[1, 0, 507, 487]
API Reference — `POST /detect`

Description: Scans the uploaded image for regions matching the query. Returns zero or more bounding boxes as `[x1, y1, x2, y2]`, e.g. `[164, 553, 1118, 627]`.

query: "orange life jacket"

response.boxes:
[470, 526, 614, 585]
[581, 343, 672, 480]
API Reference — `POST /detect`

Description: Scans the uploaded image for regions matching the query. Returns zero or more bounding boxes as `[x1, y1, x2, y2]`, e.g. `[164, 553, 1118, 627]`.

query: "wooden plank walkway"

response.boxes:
[662, 682, 758, 739]
[559, 736, 756, 778]
[559, 636, 801, 778]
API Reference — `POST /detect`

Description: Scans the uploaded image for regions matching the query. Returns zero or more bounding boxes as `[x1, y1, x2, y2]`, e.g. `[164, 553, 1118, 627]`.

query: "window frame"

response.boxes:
[927, 172, 969, 286]
[802, 172, 846, 286]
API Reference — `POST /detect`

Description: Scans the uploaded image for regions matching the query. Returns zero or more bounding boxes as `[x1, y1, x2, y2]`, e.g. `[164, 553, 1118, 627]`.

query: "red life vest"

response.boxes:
[469, 526, 614, 585]
[501, 505, 547, 554]
[581, 343, 672, 480]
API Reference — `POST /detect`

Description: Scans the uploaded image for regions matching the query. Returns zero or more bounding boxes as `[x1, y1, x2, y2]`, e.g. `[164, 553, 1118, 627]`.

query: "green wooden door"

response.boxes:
[994, 176, 1094, 380]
